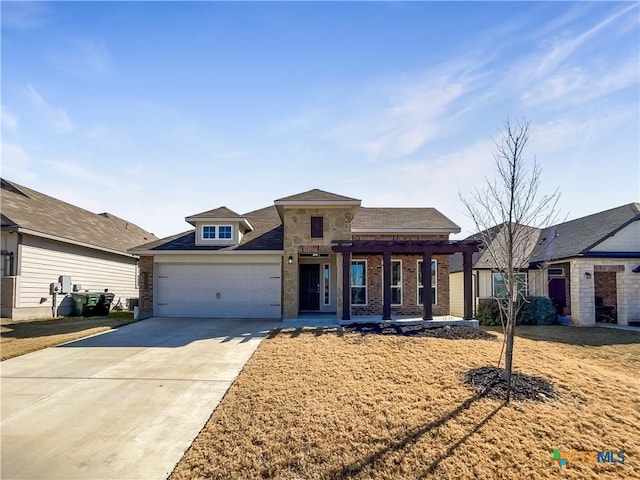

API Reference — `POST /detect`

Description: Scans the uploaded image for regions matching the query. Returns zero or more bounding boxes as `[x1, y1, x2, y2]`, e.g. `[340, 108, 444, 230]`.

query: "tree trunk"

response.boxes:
[504, 309, 515, 403]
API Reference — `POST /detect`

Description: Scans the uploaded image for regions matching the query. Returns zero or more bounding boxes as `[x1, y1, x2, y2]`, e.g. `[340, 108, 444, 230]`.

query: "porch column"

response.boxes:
[382, 250, 392, 320]
[341, 251, 351, 321]
[463, 250, 473, 320]
[422, 251, 433, 320]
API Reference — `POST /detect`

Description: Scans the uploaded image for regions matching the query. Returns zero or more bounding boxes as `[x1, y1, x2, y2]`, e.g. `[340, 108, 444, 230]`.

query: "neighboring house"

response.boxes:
[130, 189, 479, 320]
[1, 179, 156, 320]
[450, 203, 640, 326]
[449, 223, 543, 318]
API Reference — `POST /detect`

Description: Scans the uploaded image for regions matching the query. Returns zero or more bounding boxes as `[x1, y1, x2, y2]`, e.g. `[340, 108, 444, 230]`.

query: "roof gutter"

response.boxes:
[128, 249, 284, 255]
[351, 227, 461, 234]
[15, 228, 138, 258]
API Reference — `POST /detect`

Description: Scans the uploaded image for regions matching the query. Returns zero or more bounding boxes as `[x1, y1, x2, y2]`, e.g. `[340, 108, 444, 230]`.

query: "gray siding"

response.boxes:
[590, 221, 640, 252]
[17, 235, 138, 310]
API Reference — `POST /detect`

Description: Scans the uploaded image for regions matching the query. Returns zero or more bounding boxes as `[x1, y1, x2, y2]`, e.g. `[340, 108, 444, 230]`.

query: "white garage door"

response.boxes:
[155, 263, 281, 318]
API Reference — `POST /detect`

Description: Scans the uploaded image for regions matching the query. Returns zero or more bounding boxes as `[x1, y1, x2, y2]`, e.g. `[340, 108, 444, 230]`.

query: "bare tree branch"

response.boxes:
[459, 117, 560, 403]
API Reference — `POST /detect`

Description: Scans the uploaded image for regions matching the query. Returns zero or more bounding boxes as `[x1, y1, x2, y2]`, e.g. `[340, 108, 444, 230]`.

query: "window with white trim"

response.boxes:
[492, 272, 528, 299]
[390, 260, 402, 305]
[218, 225, 232, 239]
[351, 260, 367, 305]
[417, 260, 437, 305]
[203, 226, 216, 239]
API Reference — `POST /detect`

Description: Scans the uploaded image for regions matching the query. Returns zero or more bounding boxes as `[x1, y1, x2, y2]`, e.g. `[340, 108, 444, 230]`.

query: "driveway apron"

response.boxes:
[1, 317, 278, 480]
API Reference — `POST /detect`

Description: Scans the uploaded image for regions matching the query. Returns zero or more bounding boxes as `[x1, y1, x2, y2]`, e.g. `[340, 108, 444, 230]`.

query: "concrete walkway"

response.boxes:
[1, 317, 278, 480]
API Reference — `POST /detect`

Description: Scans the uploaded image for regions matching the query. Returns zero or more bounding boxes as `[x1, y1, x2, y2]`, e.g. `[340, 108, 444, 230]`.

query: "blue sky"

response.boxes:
[2, 1, 638, 239]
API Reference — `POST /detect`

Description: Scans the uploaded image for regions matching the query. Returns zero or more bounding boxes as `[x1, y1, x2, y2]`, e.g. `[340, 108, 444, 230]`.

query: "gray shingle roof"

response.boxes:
[529, 203, 640, 263]
[451, 203, 640, 271]
[450, 223, 541, 272]
[0, 178, 156, 254]
[352, 207, 460, 231]
[275, 189, 360, 203]
[132, 205, 283, 252]
[186, 206, 242, 219]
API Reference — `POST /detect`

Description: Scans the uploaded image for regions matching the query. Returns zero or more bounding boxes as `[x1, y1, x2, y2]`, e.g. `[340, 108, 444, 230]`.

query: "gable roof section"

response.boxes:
[275, 189, 360, 203]
[529, 203, 640, 263]
[352, 207, 460, 233]
[0, 178, 156, 255]
[184, 206, 253, 231]
[186, 206, 242, 219]
[450, 223, 541, 272]
[131, 205, 283, 252]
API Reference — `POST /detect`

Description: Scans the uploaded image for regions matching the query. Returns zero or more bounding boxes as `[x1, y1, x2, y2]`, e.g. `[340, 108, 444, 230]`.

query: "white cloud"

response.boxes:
[533, 3, 638, 78]
[327, 67, 484, 159]
[25, 84, 74, 134]
[522, 58, 639, 108]
[1, 107, 18, 132]
[529, 109, 633, 155]
[1, 142, 38, 184]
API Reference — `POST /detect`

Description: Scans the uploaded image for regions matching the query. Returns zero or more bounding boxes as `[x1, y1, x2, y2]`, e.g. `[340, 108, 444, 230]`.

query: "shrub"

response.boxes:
[521, 296, 557, 325]
[477, 298, 503, 326]
[476, 297, 558, 326]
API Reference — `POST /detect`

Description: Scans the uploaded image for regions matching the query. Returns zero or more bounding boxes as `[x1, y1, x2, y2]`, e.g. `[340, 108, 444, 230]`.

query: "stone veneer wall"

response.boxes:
[138, 255, 154, 316]
[350, 253, 450, 316]
[282, 207, 354, 318]
[570, 259, 640, 326]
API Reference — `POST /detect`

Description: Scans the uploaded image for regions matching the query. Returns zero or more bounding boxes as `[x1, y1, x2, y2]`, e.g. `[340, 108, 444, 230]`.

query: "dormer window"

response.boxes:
[219, 226, 232, 239]
[203, 226, 216, 239]
[202, 225, 233, 240]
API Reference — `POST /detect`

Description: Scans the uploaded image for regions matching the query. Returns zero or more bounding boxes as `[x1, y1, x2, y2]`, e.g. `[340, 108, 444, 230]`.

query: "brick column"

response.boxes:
[138, 256, 154, 316]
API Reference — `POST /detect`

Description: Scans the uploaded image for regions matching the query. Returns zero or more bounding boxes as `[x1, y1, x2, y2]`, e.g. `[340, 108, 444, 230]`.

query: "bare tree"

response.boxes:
[460, 118, 559, 403]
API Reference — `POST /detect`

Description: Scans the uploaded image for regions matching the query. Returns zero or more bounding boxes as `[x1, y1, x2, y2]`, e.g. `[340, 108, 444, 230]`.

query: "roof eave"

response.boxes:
[351, 227, 460, 234]
[16, 228, 138, 258]
[129, 249, 284, 255]
[274, 200, 362, 207]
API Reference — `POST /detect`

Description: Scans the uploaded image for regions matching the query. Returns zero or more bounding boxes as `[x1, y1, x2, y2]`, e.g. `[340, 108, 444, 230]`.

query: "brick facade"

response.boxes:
[138, 255, 154, 315]
[350, 253, 450, 316]
[594, 271, 617, 309]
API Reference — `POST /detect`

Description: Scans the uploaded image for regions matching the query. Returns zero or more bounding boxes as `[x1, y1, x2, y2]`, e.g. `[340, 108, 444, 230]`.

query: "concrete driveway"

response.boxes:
[1, 317, 278, 480]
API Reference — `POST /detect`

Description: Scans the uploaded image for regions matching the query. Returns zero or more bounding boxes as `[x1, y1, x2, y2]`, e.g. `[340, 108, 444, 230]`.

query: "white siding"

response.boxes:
[17, 235, 138, 310]
[477, 270, 493, 298]
[590, 221, 640, 252]
[449, 271, 464, 317]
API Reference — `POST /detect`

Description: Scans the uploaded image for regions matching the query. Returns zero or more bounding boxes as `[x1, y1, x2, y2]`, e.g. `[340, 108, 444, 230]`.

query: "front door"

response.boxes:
[548, 278, 566, 315]
[299, 264, 320, 311]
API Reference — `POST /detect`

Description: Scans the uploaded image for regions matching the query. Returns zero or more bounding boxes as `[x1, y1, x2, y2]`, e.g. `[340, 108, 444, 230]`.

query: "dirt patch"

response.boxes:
[463, 366, 556, 402]
[343, 322, 497, 340]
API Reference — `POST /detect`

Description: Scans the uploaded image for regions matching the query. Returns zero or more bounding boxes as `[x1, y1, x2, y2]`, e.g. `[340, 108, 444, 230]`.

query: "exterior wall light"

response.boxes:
[288, 255, 293, 265]
[585, 272, 592, 279]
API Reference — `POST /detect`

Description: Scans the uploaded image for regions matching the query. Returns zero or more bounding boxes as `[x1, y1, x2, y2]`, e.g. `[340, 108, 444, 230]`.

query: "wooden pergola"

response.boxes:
[331, 240, 481, 321]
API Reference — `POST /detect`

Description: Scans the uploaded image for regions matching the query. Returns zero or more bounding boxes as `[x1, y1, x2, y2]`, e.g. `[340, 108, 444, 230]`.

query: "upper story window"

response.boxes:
[203, 226, 216, 239]
[311, 216, 323, 238]
[202, 225, 233, 240]
[218, 226, 232, 239]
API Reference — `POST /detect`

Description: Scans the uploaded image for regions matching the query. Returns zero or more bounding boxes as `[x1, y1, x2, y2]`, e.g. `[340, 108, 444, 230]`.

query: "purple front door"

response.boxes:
[548, 278, 566, 315]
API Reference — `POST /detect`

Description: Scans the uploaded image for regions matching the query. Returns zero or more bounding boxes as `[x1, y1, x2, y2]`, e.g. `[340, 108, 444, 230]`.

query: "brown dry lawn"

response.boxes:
[1, 311, 136, 360]
[172, 325, 640, 480]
